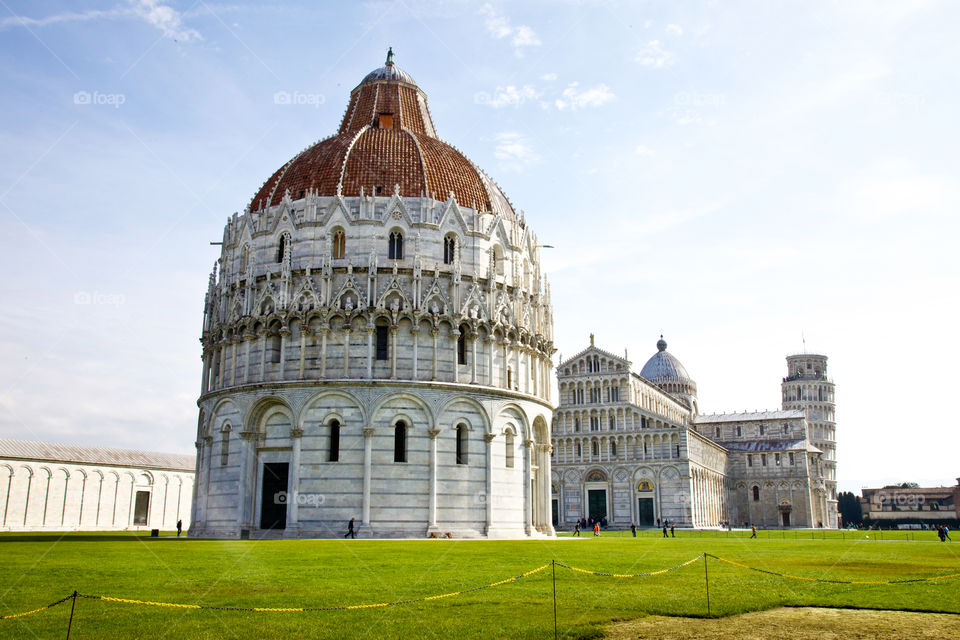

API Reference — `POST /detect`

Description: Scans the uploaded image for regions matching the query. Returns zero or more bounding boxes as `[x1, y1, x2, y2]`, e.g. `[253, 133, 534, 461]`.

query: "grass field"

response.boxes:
[1, 530, 958, 639]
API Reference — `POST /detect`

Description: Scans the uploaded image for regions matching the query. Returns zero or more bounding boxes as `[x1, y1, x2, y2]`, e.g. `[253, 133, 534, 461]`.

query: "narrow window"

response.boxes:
[592, 441, 598, 456]
[388, 231, 404, 260]
[269, 333, 282, 364]
[457, 326, 467, 365]
[747, 454, 753, 467]
[574, 417, 580, 432]
[610, 416, 616, 430]
[276, 232, 291, 263]
[505, 431, 515, 468]
[775, 453, 781, 466]
[456, 424, 468, 465]
[443, 235, 457, 265]
[715, 427, 721, 438]
[220, 427, 230, 466]
[789, 452, 795, 466]
[332, 229, 345, 259]
[752, 486, 760, 502]
[376, 325, 389, 360]
[675, 445, 680, 457]
[576, 442, 581, 458]
[239, 245, 250, 273]
[507, 368, 512, 388]
[328, 420, 340, 462]
[611, 441, 617, 457]
[394, 421, 407, 462]
[759, 425, 764, 436]
[736, 426, 742, 437]
[761, 454, 767, 467]
[493, 245, 504, 276]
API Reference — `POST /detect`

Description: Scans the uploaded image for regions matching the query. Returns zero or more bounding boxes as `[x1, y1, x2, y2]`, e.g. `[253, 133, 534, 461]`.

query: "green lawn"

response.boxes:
[1, 531, 958, 639]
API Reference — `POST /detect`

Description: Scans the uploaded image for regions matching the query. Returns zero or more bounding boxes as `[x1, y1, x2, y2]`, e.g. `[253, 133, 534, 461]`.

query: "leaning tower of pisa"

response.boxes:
[782, 353, 837, 527]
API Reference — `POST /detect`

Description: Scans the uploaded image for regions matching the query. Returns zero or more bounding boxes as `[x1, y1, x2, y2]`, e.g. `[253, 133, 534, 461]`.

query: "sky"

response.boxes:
[0, 0, 957, 493]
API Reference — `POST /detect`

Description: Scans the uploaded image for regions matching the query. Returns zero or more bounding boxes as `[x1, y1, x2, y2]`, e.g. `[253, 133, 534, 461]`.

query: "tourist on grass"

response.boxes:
[345, 517, 356, 539]
[573, 522, 580, 536]
[937, 526, 945, 542]
[944, 526, 951, 541]
[176, 519, 182, 537]
[670, 524, 675, 537]
[750, 525, 757, 539]
[631, 523, 636, 537]
[593, 522, 600, 536]
[662, 524, 668, 538]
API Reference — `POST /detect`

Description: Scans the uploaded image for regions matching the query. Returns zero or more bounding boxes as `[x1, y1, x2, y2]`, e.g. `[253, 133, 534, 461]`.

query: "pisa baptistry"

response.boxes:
[190, 52, 556, 539]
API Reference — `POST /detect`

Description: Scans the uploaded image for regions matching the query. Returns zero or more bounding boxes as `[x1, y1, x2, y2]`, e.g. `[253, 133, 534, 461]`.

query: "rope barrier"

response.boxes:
[555, 555, 703, 578]
[72, 563, 552, 614]
[705, 554, 960, 585]
[4, 556, 959, 622]
[0, 594, 74, 620]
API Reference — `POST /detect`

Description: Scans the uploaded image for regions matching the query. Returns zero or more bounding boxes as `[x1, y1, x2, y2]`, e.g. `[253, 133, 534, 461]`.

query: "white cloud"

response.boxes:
[541, 73, 558, 82]
[555, 82, 615, 110]
[494, 131, 539, 171]
[0, 1, 201, 41]
[129, 0, 201, 41]
[479, 4, 541, 56]
[478, 85, 541, 108]
[636, 40, 675, 68]
[666, 23, 684, 36]
[635, 145, 656, 156]
[838, 159, 959, 221]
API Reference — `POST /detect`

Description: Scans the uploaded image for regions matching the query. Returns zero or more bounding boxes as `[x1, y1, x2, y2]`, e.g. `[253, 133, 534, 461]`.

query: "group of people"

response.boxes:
[937, 525, 951, 542]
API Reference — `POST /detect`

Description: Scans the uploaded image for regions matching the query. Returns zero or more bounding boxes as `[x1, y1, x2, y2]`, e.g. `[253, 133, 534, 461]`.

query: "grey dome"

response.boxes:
[640, 337, 692, 382]
[360, 49, 416, 86]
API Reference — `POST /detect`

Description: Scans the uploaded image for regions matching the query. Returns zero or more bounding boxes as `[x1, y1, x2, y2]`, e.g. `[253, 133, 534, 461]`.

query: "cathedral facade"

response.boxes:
[551, 337, 836, 529]
[191, 53, 555, 539]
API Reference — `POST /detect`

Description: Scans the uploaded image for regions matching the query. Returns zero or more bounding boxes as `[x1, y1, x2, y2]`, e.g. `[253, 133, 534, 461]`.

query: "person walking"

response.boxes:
[750, 525, 757, 539]
[593, 522, 600, 537]
[345, 517, 356, 539]
[630, 523, 637, 538]
[573, 522, 581, 537]
[944, 526, 952, 541]
[937, 525, 945, 542]
[670, 524, 675, 538]
[662, 524, 668, 538]
[176, 519, 182, 537]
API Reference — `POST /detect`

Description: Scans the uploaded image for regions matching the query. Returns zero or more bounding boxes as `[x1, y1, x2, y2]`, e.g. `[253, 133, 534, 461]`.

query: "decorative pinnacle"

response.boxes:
[386, 47, 394, 65]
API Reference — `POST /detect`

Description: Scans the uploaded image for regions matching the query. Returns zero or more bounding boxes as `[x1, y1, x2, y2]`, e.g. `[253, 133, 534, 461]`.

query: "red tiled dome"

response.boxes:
[250, 54, 516, 220]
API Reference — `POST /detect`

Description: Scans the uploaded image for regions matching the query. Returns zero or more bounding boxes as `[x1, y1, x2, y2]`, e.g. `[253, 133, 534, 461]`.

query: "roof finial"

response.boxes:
[589, 333, 595, 346]
[386, 47, 394, 66]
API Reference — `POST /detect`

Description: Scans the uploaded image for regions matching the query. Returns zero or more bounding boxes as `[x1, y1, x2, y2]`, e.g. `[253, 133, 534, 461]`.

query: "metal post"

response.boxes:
[65, 590, 77, 640]
[552, 560, 558, 640]
[703, 553, 711, 616]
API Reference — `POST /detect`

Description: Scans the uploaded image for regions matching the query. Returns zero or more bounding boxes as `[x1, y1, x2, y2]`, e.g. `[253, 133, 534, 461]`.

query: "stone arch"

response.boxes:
[437, 395, 491, 434]
[532, 414, 550, 445]
[245, 396, 295, 433]
[371, 391, 434, 431]
[299, 388, 367, 427]
[496, 403, 531, 441]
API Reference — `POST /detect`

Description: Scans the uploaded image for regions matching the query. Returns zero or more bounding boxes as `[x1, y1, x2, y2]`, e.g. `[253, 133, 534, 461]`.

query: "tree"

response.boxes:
[838, 491, 862, 526]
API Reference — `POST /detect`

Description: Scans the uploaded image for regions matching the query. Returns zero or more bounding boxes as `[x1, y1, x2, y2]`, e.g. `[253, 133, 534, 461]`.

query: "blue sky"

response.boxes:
[1, 1, 957, 492]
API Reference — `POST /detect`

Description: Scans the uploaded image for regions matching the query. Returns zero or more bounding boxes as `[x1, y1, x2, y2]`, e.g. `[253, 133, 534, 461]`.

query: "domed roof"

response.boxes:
[640, 336, 692, 383]
[249, 51, 517, 221]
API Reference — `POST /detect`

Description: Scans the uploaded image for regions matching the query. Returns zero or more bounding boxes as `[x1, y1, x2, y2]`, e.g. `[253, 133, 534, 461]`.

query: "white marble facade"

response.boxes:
[551, 338, 833, 529]
[0, 439, 193, 532]
[191, 56, 555, 539]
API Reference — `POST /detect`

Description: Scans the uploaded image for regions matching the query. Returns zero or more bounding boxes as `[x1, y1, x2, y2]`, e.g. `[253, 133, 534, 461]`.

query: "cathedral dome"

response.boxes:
[640, 336, 692, 383]
[249, 50, 517, 221]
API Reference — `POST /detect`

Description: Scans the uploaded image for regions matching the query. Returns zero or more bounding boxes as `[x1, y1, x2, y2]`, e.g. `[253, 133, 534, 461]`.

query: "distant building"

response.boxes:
[861, 481, 960, 526]
[0, 439, 194, 532]
[551, 336, 836, 529]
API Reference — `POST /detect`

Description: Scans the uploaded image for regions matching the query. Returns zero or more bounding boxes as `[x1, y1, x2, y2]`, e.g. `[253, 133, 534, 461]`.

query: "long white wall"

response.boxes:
[0, 460, 193, 532]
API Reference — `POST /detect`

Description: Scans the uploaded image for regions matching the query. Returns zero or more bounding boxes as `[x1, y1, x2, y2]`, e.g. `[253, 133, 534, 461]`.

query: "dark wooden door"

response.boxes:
[260, 463, 289, 530]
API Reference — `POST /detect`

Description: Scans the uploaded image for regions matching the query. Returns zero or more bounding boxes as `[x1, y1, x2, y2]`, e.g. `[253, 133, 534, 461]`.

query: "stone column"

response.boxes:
[523, 439, 534, 535]
[285, 427, 303, 537]
[427, 428, 440, 535]
[485, 336, 494, 386]
[343, 328, 351, 377]
[218, 342, 227, 388]
[390, 327, 398, 379]
[298, 329, 307, 379]
[200, 349, 210, 394]
[366, 328, 374, 378]
[230, 339, 239, 386]
[361, 427, 374, 531]
[238, 430, 258, 531]
[319, 328, 329, 378]
[259, 332, 267, 382]
[514, 343, 521, 391]
[279, 326, 291, 377]
[484, 432, 496, 534]
[411, 326, 419, 379]
[243, 333, 253, 383]
[470, 331, 478, 383]
[431, 328, 439, 381]
[501, 340, 509, 388]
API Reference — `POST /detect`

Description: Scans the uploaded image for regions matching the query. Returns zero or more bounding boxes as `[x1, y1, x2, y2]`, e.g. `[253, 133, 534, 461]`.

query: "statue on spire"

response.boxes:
[386, 47, 394, 65]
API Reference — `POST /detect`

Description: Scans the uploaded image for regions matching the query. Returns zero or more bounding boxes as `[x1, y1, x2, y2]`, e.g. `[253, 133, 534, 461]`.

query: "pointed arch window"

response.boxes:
[394, 421, 407, 463]
[277, 232, 291, 264]
[443, 235, 457, 265]
[492, 245, 504, 276]
[457, 325, 468, 365]
[332, 229, 345, 259]
[328, 420, 340, 462]
[376, 324, 389, 361]
[752, 485, 760, 502]
[388, 231, 404, 260]
[239, 245, 250, 274]
[505, 430, 515, 468]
